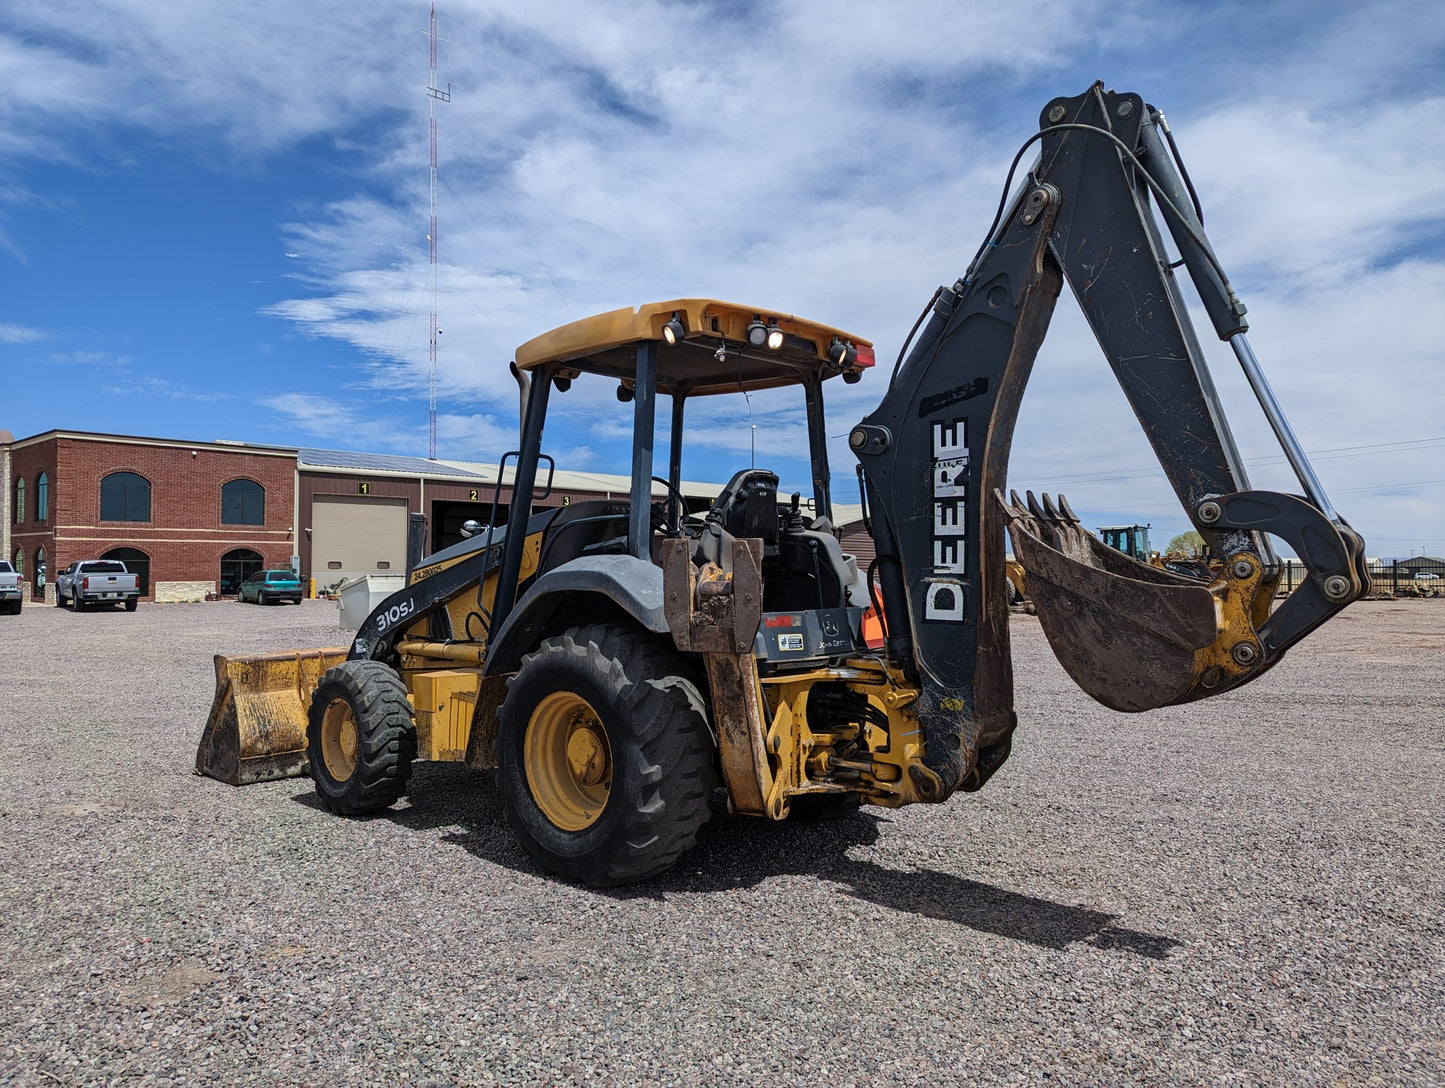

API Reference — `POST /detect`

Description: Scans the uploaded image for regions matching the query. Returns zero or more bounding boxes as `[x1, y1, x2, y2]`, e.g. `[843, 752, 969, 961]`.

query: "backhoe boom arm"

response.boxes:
[852, 83, 1368, 799]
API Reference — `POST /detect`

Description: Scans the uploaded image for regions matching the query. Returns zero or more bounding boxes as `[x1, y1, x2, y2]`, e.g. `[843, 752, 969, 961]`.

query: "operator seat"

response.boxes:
[707, 469, 780, 548]
[695, 469, 866, 614]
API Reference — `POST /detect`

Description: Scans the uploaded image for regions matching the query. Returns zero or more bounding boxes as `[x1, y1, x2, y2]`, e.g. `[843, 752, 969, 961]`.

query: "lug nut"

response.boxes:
[1323, 575, 1351, 600]
[1197, 500, 1222, 524]
[1231, 641, 1260, 667]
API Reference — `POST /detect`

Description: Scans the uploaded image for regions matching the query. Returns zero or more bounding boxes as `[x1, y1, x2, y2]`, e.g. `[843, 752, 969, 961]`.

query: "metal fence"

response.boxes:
[1276, 559, 1445, 597]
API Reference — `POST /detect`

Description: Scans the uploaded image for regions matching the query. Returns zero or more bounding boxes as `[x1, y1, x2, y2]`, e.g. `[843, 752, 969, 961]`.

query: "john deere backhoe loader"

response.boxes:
[197, 83, 1368, 886]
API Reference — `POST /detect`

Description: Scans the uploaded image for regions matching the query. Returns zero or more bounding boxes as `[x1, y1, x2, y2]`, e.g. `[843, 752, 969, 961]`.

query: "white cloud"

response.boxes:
[94, 374, 229, 402]
[0, 0, 1440, 555]
[45, 349, 131, 366]
[262, 393, 375, 441]
[0, 323, 44, 343]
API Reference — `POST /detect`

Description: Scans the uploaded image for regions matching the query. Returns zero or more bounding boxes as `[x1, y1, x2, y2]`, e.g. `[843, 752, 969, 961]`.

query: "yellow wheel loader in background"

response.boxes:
[197, 83, 1369, 887]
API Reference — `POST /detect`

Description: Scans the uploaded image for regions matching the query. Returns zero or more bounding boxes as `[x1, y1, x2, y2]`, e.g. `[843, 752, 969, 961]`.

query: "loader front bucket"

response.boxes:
[195, 648, 348, 785]
[998, 491, 1237, 713]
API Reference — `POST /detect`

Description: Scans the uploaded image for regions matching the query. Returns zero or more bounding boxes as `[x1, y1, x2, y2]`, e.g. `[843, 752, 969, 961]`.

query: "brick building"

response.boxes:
[2, 430, 297, 602]
[2, 427, 868, 603]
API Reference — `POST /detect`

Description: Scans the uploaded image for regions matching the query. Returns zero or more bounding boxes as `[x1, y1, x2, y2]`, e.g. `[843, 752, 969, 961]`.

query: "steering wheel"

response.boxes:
[651, 476, 697, 535]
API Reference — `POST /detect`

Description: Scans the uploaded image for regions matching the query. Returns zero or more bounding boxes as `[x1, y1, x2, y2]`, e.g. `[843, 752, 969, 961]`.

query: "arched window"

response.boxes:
[12, 477, 23, 524]
[36, 473, 48, 521]
[220, 548, 264, 596]
[102, 547, 150, 596]
[100, 472, 150, 522]
[221, 479, 265, 525]
[11, 547, 22, 576]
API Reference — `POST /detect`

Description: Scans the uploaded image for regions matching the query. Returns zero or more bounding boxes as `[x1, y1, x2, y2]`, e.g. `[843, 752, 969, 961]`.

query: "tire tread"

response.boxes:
[306, 659, 416, 816]
[498, 623, 717, 886]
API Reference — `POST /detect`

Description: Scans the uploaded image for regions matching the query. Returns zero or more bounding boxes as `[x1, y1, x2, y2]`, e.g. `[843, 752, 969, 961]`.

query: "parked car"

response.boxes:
[1414, 571, 1441, 581]
[238, 569, 303, 605]
[0, 560, 22, 615]
[57, 560, 141, 612]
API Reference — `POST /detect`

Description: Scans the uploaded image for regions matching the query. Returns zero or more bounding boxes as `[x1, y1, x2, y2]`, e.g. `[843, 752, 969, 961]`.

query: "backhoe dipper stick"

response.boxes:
[852, 81, 1366, 796]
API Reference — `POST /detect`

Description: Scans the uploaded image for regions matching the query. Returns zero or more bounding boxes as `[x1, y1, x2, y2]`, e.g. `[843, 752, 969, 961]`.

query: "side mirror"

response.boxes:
[461, 519, 483, 538]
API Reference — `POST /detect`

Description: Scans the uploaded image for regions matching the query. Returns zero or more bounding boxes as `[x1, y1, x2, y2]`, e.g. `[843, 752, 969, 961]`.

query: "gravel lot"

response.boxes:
[0, 597, 1441, 1087]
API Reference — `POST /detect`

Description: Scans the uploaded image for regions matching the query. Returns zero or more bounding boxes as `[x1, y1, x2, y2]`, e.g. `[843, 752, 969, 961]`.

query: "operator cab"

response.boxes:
[1097, 524, 1153, 562]
[504, 298, 876, 662]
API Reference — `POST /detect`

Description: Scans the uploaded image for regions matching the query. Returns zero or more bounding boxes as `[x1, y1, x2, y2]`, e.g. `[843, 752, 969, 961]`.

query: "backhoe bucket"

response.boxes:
[195, 648, 348, 785]
[998, 490, 1229, 713]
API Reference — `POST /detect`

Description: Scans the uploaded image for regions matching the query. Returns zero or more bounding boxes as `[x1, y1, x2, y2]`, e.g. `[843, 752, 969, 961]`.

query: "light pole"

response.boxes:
[751, 424, 756, 468]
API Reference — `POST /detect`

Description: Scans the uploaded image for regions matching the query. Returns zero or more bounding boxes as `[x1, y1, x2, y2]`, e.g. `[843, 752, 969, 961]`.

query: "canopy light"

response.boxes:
[828, 337, 858, 367]
[746, 316, 769, 348]
[765, 321, 785, 350]
[662, 313, 685, 345]
[616, 383, 634, 402]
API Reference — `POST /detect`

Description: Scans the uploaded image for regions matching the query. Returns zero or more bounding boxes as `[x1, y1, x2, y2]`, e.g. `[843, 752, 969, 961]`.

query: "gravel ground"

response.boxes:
[0, 597, 1441, 1087]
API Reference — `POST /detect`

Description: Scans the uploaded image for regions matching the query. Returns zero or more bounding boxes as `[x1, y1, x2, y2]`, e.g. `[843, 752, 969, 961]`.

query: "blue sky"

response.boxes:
[2, 0, 1442, 556]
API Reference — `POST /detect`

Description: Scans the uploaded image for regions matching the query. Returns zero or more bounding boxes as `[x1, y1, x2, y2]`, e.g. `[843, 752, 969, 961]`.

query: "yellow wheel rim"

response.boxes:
[524, 692, 612, 831]
[320, 698, 360, 782]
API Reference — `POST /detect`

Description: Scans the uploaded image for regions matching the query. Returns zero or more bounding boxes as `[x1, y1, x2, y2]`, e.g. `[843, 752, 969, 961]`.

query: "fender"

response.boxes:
[482, 554, 669, 677]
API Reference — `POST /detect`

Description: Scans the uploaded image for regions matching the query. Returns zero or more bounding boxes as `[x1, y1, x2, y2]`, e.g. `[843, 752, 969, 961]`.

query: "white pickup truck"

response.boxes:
[58, 560, 141, 612]
[0, 560, 21, 614]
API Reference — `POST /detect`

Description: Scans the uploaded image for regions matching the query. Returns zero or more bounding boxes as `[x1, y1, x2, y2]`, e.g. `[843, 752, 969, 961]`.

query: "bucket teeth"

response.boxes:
[1025, 489, 1046, 521]
[1012, 491, 1090, 563]
[1004, 490, 1035, 534]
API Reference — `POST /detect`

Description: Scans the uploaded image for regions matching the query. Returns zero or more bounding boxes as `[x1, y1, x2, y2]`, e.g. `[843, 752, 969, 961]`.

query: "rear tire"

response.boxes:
[124, 597, 139, 612]
[306, 659, 416, 816]
[497, 624, 717, 887]
[73, 593, 87, 613]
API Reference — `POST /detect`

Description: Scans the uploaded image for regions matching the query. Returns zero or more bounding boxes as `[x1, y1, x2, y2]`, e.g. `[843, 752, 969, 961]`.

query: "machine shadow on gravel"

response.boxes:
[292, 763, 1180, 960]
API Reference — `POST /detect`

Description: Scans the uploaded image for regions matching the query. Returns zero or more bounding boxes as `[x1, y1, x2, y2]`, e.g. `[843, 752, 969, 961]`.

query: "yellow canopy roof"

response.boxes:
[514, 298, 874, 397]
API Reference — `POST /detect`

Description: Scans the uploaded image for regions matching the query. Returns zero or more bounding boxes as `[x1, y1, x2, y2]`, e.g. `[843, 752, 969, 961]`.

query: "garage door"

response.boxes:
[312, 494, 408, 587]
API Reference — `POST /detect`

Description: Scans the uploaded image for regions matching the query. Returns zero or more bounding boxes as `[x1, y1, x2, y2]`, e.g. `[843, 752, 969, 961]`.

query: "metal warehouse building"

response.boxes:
[2, 429, 866, 603]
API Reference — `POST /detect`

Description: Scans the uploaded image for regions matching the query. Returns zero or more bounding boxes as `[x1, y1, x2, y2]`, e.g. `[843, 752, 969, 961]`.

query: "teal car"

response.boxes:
[238, 569, 303, 605]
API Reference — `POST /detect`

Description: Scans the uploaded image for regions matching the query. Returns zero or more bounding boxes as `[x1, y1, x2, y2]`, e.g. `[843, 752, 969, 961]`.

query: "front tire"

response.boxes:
[497, 624, 717, 887]
[306, 659, 416, 815]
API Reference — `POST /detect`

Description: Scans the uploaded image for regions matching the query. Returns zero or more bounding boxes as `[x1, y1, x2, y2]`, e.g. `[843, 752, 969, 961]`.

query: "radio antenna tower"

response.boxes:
[426, 4, 450, 459]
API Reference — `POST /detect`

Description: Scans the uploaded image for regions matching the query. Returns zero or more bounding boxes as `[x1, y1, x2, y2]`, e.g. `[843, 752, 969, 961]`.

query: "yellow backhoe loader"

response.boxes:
[197, 83, 1368, 886]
